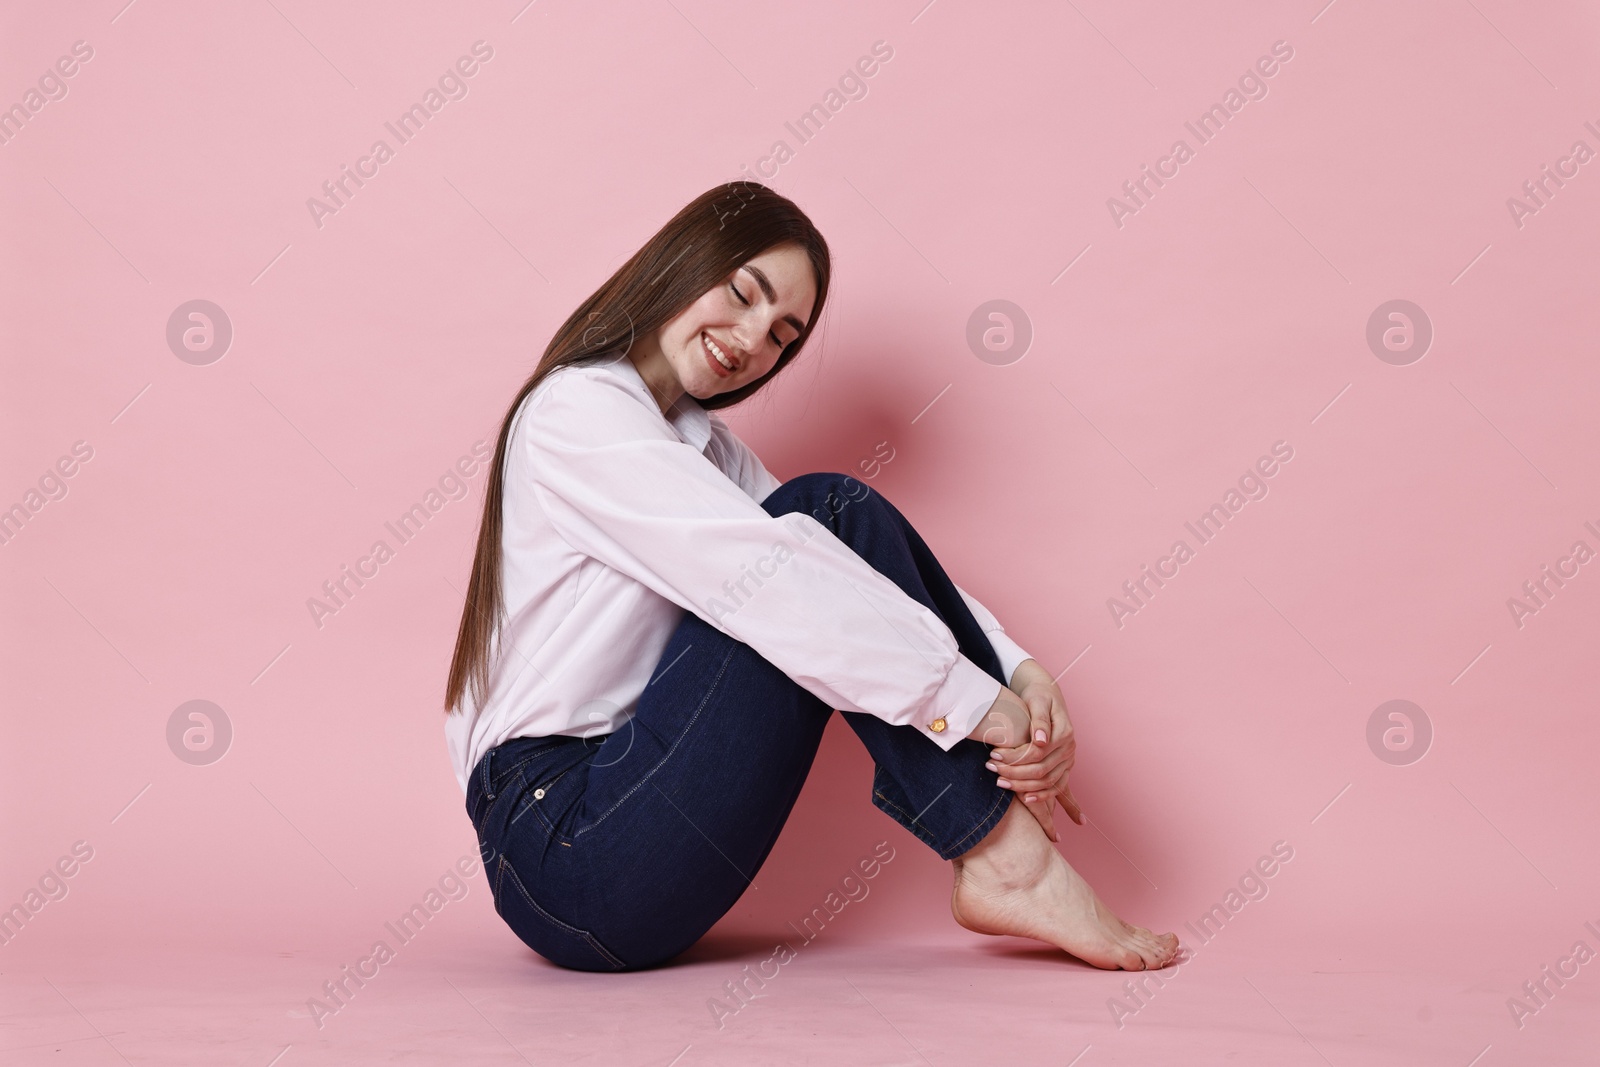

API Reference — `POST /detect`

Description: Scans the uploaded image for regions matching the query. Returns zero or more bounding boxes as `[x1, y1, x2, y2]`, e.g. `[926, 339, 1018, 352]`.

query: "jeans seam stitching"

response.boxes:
[945, 788, 1011, 856]
[478, 751, 546, 832]
[872, 789, 941, 851]
[527, 764, 582, 839]
[573, 643, 737, 839]
[498, 855, 627, 969]
[872, 783, 1007, 858]
[497, 749, 550, 785]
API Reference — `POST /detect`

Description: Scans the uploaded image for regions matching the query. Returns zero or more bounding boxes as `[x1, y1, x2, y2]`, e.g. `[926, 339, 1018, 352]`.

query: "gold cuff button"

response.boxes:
[929, 718, 947, 733]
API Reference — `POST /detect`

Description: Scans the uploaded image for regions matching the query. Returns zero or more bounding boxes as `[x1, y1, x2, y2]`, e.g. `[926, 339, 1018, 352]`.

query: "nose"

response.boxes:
[729, 315, 763, 357]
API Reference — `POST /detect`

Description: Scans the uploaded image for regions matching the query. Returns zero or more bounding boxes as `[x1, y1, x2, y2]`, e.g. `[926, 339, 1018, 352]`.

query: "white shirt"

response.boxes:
[445, 352, 1032, 794]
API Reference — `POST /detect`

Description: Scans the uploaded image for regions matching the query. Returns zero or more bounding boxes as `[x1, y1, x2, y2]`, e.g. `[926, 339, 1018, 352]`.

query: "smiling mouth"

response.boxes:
[702, 331, 740, 374]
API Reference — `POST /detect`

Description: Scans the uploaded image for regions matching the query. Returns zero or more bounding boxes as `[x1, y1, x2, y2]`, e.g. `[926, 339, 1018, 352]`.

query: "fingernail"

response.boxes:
[989, 751, 1003, 761]
[996, 778, 1012, 788]
[985, 762, 997, 773]
[1034, 729, 1047, 742]
[1024, 795, 1036, 803]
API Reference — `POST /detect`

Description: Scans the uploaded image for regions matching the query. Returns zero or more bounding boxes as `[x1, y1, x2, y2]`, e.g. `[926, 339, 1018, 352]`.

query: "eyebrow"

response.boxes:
[740, 265, 808, 335]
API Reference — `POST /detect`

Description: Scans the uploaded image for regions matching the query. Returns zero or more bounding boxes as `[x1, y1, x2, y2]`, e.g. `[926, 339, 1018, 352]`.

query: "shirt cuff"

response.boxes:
[919, 655, 1005, 753]
[985, 631, 1033, 690]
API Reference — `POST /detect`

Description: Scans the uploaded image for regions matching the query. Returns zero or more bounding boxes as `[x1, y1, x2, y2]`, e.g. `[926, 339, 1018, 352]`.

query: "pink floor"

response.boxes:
[6, 705, 1597, 1065]
[7, 924, 1598, 1064]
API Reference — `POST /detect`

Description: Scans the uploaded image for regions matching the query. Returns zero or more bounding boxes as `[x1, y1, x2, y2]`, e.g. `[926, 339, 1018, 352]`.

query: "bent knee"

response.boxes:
[765, 471, 878, 522]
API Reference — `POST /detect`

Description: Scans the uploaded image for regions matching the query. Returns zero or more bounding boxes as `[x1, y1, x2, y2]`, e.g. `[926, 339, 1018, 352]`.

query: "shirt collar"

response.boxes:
[599, 351, 712, 454]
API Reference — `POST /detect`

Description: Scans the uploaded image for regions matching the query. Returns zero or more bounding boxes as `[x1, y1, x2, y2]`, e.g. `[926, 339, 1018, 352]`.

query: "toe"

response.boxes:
[1127, 927, 1161, 951]
[1136, 943, 1165, 967]
[1128, 931, 1174, 968]
[1112, 931, 1155, 968]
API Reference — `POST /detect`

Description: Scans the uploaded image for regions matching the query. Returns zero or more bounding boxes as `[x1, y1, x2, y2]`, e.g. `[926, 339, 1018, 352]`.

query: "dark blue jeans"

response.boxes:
[465, 472, 1013, 972]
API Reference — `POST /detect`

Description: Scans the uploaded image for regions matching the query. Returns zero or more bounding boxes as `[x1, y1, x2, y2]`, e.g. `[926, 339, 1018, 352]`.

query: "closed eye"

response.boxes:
[729, 281, 786, 349]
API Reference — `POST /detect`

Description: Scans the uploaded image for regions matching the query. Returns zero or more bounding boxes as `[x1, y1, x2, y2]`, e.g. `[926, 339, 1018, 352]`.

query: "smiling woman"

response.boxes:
[624, 241, 815, 408]
[442, 181, 1178, 977]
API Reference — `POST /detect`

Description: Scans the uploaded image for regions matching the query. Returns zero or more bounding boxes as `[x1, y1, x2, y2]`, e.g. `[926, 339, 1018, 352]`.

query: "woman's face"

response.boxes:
[655, 242, 817, 401]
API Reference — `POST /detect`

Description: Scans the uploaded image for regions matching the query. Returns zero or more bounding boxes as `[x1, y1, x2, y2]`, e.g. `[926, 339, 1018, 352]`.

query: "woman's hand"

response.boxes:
[964, 688, 1030, 747]
[985, 660, 1083, 841]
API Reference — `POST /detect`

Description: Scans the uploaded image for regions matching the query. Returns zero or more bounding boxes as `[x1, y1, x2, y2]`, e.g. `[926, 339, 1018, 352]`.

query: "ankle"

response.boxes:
[955, 798, 1051, 890]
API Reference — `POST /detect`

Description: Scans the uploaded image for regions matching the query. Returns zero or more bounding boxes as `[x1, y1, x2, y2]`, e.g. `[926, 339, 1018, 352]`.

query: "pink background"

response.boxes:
[3, 0, 1597, 1063]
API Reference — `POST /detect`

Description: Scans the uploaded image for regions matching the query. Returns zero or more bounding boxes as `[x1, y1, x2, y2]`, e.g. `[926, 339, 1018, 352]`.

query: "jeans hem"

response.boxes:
[872, 783, 1011, 862]
[941, 788, 1012, 861]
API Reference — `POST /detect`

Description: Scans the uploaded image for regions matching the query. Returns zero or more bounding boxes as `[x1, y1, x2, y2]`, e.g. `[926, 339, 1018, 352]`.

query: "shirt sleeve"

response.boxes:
[513, 373, 1002, 749]
[705, 411, 784, 503]
[707, 412, 1033, 689]
[953, 584, 1034, 688]
[710, 410, 1032, 691]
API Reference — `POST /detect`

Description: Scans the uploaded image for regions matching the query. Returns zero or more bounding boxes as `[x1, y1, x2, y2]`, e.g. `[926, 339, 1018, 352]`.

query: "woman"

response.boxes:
[444, 181, 1179, 973]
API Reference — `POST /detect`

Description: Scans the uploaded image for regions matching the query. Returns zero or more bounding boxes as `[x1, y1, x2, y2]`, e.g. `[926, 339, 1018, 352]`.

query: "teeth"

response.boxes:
[705, 333, 735, 371]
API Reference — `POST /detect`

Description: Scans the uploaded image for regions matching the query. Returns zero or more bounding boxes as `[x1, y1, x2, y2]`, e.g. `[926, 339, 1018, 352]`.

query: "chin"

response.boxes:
[690, 381, 730, 400]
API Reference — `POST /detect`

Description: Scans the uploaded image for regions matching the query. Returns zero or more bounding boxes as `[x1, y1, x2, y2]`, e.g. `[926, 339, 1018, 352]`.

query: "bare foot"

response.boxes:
[951, 796, 1180, 970]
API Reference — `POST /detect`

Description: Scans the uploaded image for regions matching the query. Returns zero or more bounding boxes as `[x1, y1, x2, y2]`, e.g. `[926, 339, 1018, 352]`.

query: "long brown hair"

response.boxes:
[444, 181, 832, 715]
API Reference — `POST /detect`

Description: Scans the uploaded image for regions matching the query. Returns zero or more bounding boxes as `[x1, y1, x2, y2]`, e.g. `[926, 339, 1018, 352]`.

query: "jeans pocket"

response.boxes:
[510, 754, 596, 844]
[491, 856, 629, 972]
